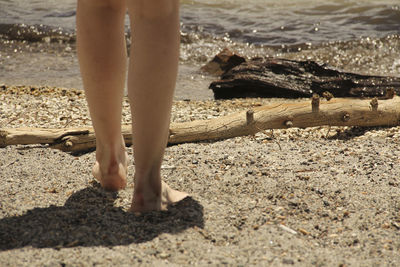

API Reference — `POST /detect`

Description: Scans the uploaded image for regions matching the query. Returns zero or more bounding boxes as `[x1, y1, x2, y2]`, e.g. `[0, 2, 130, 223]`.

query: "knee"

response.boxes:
[78, 0, 126, 11]
[130, 0, 178, 20]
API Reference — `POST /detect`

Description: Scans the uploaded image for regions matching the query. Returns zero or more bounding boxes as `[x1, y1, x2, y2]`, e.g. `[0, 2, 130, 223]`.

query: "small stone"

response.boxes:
[282, 258, 295, 265]
[298, 228, 310, 235]
[158, 253, 170, 259]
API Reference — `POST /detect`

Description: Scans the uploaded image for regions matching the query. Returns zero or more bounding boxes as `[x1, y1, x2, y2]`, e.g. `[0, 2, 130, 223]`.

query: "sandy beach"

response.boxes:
[1, 86, 400, 266]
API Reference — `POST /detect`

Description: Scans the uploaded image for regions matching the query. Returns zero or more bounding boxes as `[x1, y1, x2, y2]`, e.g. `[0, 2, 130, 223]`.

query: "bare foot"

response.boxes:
[129, 180, 188, 213]
[92, 150, 128, 192]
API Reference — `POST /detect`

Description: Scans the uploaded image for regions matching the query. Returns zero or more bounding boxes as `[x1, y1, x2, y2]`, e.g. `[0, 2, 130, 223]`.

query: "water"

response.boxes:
[1, 0, 399, 99]
[181, 0, 400, 45]
[1, 0, 399, 44]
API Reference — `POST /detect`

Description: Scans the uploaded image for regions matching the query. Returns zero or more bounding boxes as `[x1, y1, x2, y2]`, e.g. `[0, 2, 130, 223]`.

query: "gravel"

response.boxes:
[1, 85, 399, 266]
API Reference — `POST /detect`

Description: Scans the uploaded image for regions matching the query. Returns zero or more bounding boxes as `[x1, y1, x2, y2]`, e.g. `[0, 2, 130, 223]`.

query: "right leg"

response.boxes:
[127, 0, 187, 212]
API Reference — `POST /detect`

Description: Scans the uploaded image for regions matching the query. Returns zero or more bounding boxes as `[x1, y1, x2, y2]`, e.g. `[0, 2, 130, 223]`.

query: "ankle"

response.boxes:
[96, 135, 125, 154]
[133, 172, 162, 197]
[96, 143, 127, 173]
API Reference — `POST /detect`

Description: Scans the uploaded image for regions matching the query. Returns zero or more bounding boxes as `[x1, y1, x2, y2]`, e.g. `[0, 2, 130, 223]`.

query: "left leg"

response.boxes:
[76, 0, 128, 191]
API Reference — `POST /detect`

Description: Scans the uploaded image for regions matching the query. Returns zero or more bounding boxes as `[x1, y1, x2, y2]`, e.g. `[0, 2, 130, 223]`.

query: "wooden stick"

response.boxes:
[1, 97, 400, 153]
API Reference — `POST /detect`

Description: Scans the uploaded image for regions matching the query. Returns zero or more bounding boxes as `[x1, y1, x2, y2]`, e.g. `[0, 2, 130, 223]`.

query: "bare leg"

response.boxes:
[127, 0, 188, 212]
[77, 0, 128, 191]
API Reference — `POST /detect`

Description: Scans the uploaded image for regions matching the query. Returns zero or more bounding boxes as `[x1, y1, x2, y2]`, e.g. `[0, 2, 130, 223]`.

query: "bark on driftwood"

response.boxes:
[201, 48, 246, 76]
[209, 55, 400, 99]
[1, 96, 400, 153]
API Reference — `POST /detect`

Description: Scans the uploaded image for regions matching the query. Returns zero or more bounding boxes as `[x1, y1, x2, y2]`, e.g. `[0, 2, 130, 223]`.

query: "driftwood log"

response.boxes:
[208, 55, 400, 99]
[1, 96, 400, 153]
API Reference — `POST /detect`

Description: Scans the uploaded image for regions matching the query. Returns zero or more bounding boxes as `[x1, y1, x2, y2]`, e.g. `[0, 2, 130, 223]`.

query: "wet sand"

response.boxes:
[1, 86, 400, 266]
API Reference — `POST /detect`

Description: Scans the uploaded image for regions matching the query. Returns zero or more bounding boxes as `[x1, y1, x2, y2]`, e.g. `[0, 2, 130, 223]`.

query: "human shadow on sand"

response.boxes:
[0, 183, 204, 250]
